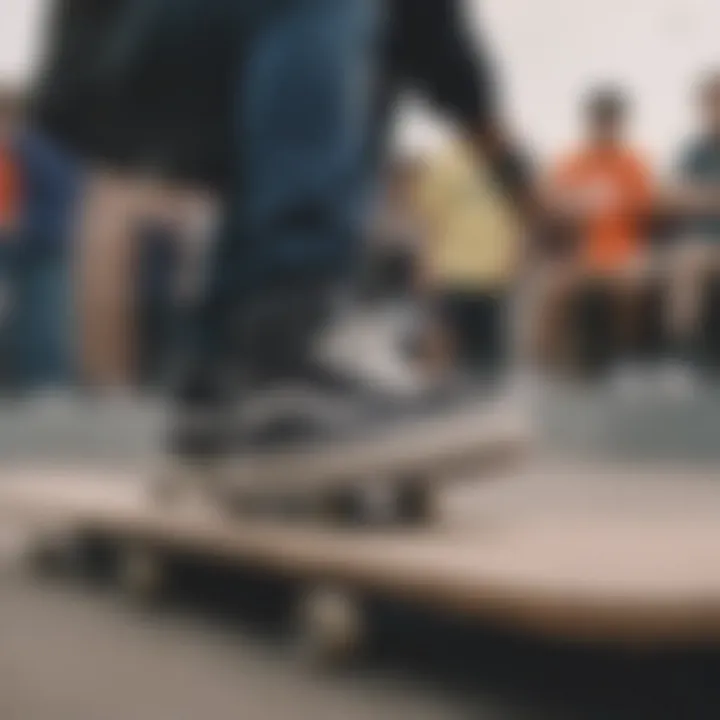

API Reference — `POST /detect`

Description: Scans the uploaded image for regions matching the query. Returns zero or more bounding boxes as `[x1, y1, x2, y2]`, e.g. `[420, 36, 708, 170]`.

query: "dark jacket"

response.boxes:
[33, 0, 498, 190]
[382, 0, 496, 129]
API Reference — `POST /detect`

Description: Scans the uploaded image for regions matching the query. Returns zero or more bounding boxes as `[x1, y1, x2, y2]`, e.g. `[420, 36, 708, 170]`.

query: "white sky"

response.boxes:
[0, 0, 46, 86]
[2, 0, 719, 166]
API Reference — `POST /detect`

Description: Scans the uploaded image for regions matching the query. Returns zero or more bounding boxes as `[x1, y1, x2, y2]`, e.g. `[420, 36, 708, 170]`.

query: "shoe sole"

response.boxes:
[160, 400, 531, 511]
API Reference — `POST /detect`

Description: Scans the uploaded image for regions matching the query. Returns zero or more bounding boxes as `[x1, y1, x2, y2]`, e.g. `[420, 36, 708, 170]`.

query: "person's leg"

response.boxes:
[19, 248, 74, 389]
[446, 293, 473, 371]
[0, 243, 20, 389]
[191, 0, 378, 366]
[633, 269, 667, 366]
[664, 240, 713, 368]
[524, 260, 581, 375]
[463, 293, 487, 372]
[611, 255, 654, 368]
[696, 247, 720, 374]
[571, 273, 616, 380]
[416, 291, 455, 378]
[172, 0, 379, 456]
[481, 289, 509, 380]
[455, 291, 497, 376]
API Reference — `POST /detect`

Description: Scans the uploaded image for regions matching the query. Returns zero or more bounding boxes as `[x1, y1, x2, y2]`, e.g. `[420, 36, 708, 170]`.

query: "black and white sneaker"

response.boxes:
[166, 280, 530, 519]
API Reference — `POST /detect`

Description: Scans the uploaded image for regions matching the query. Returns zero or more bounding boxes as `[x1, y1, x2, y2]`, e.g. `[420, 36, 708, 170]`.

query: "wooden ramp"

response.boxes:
[2, 463, 720, 646]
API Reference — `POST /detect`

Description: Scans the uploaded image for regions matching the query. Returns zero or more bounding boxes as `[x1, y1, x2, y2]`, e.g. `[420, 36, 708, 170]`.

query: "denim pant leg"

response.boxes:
[17, 249, 74, 389]
[0, 243, 20, 387]
[239, 0, 377, 279]
[195, 0, 378, 359]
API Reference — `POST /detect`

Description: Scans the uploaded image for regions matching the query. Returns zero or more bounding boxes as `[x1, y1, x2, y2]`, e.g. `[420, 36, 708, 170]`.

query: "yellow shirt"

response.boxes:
[417, 140, 520, 291]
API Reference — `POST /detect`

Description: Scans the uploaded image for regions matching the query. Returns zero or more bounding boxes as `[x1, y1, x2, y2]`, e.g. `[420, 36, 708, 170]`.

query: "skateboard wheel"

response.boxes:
[118, 544, 166, 604]
[323, 487, 366, 524]
[25, 531, 73, 577]
[295, 585, 365, 668]
[25, 529, 98, 579]
[396, 478, 435, 525]
[325, 479, 435, 527]
[324, 482, 406, 526]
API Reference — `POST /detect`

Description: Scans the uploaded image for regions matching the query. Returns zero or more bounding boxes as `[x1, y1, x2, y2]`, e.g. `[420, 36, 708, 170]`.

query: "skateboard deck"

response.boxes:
[3, 463, 720, 650]
[161, 399, 531, 523]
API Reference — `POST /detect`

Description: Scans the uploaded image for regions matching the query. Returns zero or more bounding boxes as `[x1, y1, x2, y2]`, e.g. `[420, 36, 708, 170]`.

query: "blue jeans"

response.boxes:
[19, 248, 74, 388]
[0, 241, 19, 387]
[0, 243, 73, 390]
[193, 0, 378, 356]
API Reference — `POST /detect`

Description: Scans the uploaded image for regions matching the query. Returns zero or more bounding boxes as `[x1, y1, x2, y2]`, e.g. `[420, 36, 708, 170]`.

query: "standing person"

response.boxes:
[0, 86, 80, 392]
[33, 0, 528, 481]
[15, 127, 81, 392]
[415, 135, 524, 381]
[0, 88, 23, 389]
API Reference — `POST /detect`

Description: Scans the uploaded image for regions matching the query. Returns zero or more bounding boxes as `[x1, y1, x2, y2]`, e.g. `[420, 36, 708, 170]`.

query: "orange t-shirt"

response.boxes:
[0, 144, 21, 231]
[550, 146, 652, 271]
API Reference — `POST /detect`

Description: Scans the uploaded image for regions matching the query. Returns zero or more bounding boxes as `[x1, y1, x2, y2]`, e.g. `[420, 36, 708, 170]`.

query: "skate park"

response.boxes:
[5, 0, 720, 718]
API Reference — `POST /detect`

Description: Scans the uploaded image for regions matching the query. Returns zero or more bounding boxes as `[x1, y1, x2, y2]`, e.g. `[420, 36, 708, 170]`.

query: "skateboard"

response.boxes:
[4, 464, 720, 666]
[155, 398, 532, 526]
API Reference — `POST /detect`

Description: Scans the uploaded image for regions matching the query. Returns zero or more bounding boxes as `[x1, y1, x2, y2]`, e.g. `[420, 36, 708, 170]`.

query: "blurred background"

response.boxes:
[1, 0, 720, 456]
[0, 0, 717, 378]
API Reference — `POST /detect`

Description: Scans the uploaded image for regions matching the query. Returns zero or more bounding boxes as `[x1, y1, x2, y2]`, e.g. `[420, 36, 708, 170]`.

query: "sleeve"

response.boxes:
[389, 0, 498, 130]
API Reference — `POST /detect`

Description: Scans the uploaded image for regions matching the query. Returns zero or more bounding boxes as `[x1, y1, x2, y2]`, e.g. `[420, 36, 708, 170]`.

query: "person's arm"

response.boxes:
[390, 0, 494, 131]
[390, 0, 532, 209]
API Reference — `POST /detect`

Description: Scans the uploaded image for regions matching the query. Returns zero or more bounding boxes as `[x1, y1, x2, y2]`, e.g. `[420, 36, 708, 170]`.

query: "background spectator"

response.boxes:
[665, 71, 720, 380]
[536, 88, 654, 378]
[0, 85, 80, 392]
[0, 86, 22, 388]
[415, 134, 524, 379]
